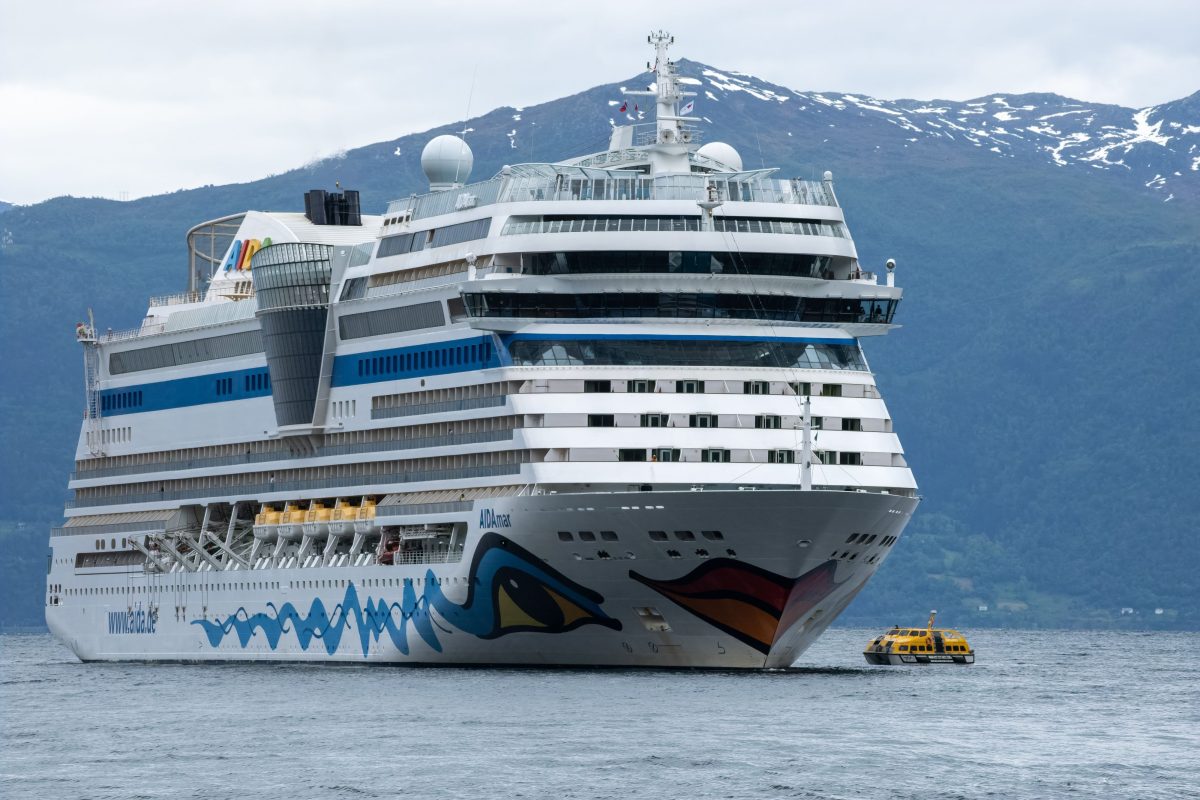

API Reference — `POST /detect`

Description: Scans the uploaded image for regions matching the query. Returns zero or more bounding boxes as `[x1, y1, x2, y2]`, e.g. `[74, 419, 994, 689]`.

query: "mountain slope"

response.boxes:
[1, 60, 1197, 629]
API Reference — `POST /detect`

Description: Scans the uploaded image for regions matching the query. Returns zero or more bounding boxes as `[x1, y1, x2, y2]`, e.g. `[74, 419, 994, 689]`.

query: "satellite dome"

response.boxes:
[421, 135, 474, 190]
[696, 141, 743, 172]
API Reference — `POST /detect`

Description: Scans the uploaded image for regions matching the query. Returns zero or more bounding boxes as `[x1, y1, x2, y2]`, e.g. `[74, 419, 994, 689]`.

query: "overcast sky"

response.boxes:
[2, 0, 1197, 205]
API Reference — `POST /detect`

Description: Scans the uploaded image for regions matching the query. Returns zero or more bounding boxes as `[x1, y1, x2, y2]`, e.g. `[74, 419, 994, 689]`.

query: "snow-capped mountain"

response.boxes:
[667, 61, 1199, 202]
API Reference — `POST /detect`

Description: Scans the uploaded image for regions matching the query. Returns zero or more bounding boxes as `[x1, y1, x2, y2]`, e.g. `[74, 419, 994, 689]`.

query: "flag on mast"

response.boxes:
[619, 101, 627, 113]
[680, 100, 694, 115]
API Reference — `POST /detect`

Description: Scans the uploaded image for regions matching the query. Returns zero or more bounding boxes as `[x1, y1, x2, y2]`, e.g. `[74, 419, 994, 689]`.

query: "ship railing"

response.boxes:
[71, 429, 518, 481]
[389, 174, 838, 221]
[388, 549, 464, 566]
[100, 322, 167, 342]
[149, 290, 205, 307]
[66, 462, 526, 508]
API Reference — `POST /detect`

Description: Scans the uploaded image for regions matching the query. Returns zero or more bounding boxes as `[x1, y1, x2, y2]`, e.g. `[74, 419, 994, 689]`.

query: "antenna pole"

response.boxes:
[801, 395, 813, 491]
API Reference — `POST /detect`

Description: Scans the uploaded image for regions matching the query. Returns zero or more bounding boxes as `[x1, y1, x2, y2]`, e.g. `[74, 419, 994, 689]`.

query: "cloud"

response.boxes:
[0, 0, 1196, 204]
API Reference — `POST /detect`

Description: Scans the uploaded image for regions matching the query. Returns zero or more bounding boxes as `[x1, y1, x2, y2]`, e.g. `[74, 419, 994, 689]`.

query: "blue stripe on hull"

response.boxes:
[100, 367, 272, 417]
[96, 332, 854, 416]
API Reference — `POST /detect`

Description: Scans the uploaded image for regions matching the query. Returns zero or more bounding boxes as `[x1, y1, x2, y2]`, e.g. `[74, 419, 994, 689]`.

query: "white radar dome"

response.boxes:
[421, 135, 474, 190]
[696, 141, 743, 172]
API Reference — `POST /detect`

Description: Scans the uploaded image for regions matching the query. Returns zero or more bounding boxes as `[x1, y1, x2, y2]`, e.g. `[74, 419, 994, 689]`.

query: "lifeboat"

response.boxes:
[276, 502, 307, 541]
[252, 503, 283, 541]
[353, 497, 377, 535]
[863, 610, 975, 665]
[302, 500, 333, 538]
[328, 499, 357, 536]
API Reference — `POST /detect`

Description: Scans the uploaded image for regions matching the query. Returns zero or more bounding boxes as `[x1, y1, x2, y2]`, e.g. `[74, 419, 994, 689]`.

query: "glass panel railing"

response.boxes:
[388, 173, 838, 220]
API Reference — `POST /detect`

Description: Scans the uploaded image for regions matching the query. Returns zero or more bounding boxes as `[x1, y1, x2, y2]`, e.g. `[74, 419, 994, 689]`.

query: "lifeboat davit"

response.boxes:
[863, 610, 975, 665]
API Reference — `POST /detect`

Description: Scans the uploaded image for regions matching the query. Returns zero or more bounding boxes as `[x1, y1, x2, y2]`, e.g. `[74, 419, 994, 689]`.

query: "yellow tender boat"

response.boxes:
[863, 610, 975, 665]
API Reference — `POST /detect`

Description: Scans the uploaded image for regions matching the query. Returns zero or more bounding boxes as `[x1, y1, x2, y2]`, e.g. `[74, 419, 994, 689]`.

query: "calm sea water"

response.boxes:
[1, 629, 1196, 799]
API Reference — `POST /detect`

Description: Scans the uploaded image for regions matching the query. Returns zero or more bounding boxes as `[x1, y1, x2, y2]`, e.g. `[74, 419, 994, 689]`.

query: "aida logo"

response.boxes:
[221, 237, 272, 272]
[107, 604, 157, 635]
[479, 509, 512, 530]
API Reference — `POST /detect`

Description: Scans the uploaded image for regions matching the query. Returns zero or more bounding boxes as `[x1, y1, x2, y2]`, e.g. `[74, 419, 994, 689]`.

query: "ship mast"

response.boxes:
[623, 31, 699, 173]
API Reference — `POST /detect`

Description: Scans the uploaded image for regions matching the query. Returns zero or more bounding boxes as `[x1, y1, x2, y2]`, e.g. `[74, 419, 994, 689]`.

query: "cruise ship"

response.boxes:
[46, 33, 917, 669]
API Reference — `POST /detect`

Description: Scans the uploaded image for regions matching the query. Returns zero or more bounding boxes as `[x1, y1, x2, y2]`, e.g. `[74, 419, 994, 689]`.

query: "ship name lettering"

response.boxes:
[107, 606, 156, 635]
[479, 509, 512, 529]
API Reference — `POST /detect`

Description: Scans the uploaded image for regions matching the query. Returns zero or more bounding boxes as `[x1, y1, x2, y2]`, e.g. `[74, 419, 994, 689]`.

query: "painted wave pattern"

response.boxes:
[192, 533, 621, 657]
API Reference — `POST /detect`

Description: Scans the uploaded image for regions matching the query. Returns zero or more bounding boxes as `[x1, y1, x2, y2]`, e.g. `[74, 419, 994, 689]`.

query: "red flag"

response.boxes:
[634, 103, 639, 112]
[619, 101, 627, 113]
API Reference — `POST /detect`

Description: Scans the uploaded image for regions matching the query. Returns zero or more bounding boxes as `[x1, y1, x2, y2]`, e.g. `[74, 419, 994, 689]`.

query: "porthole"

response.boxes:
[557, 531, 573, 542]
[648, 531, 668, 541]
[701, 530, 724, 541]
[600, 531, 619, 542]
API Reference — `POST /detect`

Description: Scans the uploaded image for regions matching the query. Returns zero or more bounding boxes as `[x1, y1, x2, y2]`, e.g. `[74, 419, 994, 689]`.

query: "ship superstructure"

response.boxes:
[47, 33, 917, 668]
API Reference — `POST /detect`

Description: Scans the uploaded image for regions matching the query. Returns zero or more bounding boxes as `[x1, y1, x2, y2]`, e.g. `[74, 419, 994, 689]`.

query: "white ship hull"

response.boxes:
[47, 490, 915, 669]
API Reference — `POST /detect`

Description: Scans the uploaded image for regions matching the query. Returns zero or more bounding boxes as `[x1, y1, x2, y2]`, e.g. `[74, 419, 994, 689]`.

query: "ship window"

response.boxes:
[667, 550, 681, 558]
[557, 532, 573, 542]
[588, 414, 615, 427]
[618, 448, 646, 462]
[584, 380, 611, 393]
[701, 449, 730, 463]
[755, 415, 781, 430]
[701, 530, 724, 541]
[842, 418, 862, 432]
[653, 448, 680, 462]
[689, 414, 715, 428]
[821, 384, 843, 397]
[640, 413, 669, 428]
[578, 531, 596, 542]
[648, 530, 668, 541]
[744, 381, 769, 395]
[768, 450, 795, 464]
[899, 645, 908, 651]
[600, 531, 618, 542]
[839, 452, 862, 466]
[674, 531, 695, 541]
[676, 380, 704, 394]
[630, 380, 655, 393]
[846, 534, 859, 544]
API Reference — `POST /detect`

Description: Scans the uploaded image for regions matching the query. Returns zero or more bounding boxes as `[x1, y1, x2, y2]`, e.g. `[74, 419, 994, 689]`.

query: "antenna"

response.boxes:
[456, 64, 480, 186]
